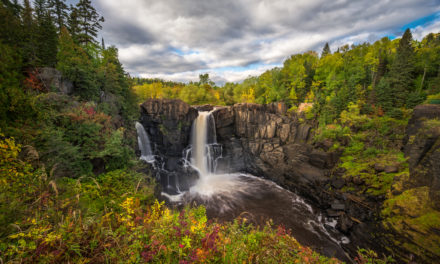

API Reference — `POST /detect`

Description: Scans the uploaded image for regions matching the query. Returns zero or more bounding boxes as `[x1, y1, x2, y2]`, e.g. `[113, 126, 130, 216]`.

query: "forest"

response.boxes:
[1, 0, 439, 263]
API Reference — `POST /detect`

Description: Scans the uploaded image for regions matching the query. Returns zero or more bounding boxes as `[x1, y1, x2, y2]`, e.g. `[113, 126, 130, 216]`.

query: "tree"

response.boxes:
[67, 5, 80, 42]
[36, 12, 58, 67]
[48, 0, 68, 31]
[57, 27, 99, 100]
[76, 0, 104, 45]
[388, 28, 415, 108]
[321, 42, 331, 58]
[33, 0, 58, 66]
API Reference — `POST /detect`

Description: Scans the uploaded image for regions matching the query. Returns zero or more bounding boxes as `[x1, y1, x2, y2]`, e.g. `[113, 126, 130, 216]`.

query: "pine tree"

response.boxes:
[76, 0, 104, 45]
[33, 0, 58, 66]
[48, 0, 68, 31]
[36, 11, 58, 66]
[388, 28, 415, 108]
[33, 0, 47, 21]
[21, 0, 38, 66]
[101, 37, 105, 50]
[67, 5, 80, 42]
[321, 42, 331, 58]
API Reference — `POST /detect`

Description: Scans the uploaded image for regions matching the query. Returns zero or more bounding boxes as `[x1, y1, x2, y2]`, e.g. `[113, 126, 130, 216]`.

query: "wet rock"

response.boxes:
[331, 200, 345, 211]
[331, 178, 345, 189]
[336, 214, 353, 234]
[309, 150, 328, 169]
[326, 209, 343, 217]
[194, 104, 214, 111]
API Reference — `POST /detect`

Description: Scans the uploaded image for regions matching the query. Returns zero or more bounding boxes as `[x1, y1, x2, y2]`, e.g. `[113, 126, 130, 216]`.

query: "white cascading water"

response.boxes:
[135, 121, 155, 163]
[190, 111, 217, 176]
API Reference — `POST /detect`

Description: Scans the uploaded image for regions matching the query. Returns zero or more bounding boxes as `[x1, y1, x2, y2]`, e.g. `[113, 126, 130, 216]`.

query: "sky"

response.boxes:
[71, 0, 440, 84]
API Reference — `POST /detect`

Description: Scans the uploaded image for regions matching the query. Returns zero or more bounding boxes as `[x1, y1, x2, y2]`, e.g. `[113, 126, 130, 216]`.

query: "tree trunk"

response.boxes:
[419, 66, 426, 93]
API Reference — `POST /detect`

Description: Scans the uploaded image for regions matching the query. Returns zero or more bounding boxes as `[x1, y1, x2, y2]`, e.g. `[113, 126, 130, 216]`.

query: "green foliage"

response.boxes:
[0, 133, 45, 237]
[95, 128, 134, 171]
[315, 104, 409, 197]
[0, 42, 33, 128]
[57, 27, 100, 100]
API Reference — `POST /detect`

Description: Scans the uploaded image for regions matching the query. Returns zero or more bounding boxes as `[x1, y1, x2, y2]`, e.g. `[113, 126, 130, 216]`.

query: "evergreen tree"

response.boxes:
[48, 0, 68, 31]
[33, 0, 58, 66]
[19, 0, 38, 66]
[76, 0, 104, 45]
[388, 28, 415, 107]
[57, 27, 99, 99]
[1, 0, 21, 17]
[67, 5, 80, 42]
[321, 42, 331, 57]
[33, 0, 47, 21]
[36, 11, 58, 67]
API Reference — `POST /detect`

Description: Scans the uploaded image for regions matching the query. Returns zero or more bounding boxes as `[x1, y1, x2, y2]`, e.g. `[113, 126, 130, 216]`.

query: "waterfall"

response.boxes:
[189, 111, 220, 177]
[135, 122, 154, 163]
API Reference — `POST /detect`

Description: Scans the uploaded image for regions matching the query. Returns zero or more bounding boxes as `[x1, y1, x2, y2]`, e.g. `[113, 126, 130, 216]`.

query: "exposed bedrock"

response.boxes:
[404, 104, 440, 209]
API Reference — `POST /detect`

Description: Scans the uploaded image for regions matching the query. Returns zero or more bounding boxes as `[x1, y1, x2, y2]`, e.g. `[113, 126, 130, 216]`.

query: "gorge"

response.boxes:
[137, 98, 440, 263]
[137, 99, 369, 261]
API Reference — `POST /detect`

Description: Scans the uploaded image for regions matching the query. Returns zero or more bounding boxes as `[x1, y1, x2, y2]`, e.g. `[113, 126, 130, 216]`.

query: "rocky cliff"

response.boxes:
[404, 104, 440, 208]
[212, 103, 339, 203]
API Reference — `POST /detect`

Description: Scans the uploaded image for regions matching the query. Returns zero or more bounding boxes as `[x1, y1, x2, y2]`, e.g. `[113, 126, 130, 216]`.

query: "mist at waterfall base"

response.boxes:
[137, 112, 351, 261]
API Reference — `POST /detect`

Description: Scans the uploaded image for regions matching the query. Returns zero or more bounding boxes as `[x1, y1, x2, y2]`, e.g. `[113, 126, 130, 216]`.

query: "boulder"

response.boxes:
[37, 67, 73, 94]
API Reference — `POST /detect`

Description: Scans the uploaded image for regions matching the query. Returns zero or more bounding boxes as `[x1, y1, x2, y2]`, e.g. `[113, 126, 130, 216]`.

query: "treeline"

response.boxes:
[134, 29, 440, 123]
[0, 0, 137, 128]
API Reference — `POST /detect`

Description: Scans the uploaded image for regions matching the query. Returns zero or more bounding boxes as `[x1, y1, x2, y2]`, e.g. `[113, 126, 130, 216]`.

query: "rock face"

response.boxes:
[37, 67, 74, 94]
[212, 103, 339, 204]
[404, 104, 440, 208]
[140, 99, 198, 159]
[140, 99, 338, 204]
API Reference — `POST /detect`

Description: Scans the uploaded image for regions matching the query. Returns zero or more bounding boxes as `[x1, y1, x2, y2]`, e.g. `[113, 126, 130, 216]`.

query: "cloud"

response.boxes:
[93, 0, 440, 83]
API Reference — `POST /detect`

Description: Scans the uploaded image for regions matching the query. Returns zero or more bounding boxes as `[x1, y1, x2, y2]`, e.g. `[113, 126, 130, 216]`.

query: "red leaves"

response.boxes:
[24, 69, 45, 92]
[84, 106, 96, 116]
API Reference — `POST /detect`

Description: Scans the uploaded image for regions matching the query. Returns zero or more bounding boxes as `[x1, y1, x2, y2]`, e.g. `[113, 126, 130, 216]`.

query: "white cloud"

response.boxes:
[93, 0, 440, 83]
